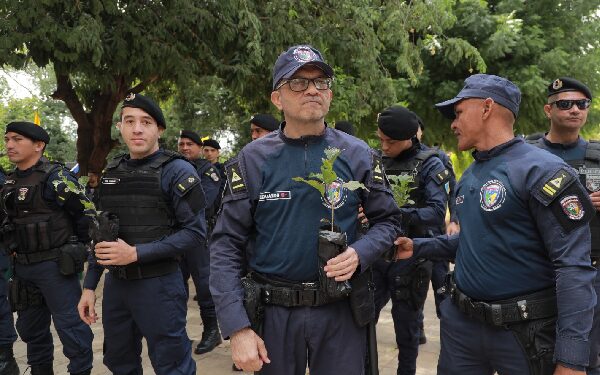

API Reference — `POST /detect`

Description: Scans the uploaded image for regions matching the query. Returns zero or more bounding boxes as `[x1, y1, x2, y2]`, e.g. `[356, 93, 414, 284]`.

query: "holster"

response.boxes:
[317, 229, 352, 299]
[392, 258, 433, 311]
[8, 277, 44, 312]
[241, 275, 265, 336]
[508, 317, 556, 375]
[349, 268, 375, 327]
[58, 241, 87, 276]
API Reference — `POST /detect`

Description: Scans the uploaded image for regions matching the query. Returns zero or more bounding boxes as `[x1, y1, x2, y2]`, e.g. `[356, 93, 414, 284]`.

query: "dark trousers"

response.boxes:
[437, 298, 530, 375]
[180, 240, 215, 317]
[0, 254, 17, 346]
[373, 259, 421, 375]
[259, 300, 366, 375]
[14, 260, 93, 373]
[589, 271, 600, 374]
[102, 269, 196, 375]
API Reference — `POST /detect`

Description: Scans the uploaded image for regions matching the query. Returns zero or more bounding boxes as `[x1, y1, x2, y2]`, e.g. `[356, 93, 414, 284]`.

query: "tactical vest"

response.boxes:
[529, 139, 600, 257]
[383, 148, 440, 237]
[1, 161, 74, 254]
[99, 151, 181, 245]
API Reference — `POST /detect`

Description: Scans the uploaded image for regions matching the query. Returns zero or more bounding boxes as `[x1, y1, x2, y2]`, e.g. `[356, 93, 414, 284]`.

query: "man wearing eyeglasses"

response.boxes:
[528, 77, 600, 375]
[210, 45, 401, 374]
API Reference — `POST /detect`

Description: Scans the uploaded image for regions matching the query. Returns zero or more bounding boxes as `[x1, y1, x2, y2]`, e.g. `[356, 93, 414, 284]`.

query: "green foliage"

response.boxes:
[387, 174, 415, 207]
[52, 170, 96, 214]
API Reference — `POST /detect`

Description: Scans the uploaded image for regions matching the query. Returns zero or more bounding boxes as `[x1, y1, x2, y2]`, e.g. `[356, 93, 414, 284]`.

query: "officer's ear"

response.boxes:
[271, 90, 283, 111]
[482, 98, 494, 120]
[543, 104, 552, 119]
[116, 122, 122, 131]
[157, 126, 165, 137]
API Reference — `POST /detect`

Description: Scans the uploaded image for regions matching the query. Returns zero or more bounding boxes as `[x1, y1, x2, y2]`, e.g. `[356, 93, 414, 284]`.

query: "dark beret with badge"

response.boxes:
[547, 77, 592, 100]
[272, 45, 334, 90]
[203, 139, 221, 150]
[121, 93, 166, 128]
[377, 106, 419, 141]
[179, 130, 202, 146]
[335, 121, 355, 136]
[5, 121, 50, 144]
[250, 114, 279, 132]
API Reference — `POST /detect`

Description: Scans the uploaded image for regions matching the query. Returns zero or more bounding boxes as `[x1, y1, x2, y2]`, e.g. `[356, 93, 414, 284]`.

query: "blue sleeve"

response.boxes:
[209, 155, 254, 338]
[135, 160, 207, 263]
[199, 165, 221, 209]
[349, 149, 402, 270]
[526, 166, 597, 367]
[82, 251, 104, 290]
[399, 157, 447, 228]
[413, 234, 459, 261]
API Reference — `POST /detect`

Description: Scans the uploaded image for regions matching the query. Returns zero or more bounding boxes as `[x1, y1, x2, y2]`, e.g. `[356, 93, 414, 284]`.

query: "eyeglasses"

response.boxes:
[549, 99, 592, 110]
[276, 77, 333, 92]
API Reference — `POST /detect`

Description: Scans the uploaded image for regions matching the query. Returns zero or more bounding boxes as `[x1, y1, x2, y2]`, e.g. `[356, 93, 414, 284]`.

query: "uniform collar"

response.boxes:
[393, 139, 420, 162]
[14, 157, 45, 177]
[279, 121, 327, 145]
[124, 149, 163, 167]
[541, 135, 586, 150]
[473, 137, 522, 161]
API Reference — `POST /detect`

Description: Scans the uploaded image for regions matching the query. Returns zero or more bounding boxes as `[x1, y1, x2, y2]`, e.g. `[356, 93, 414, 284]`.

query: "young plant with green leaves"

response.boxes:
[293, 147, 368, 231]
[52, 170, 98, 217]
[387, 174, 415, 207]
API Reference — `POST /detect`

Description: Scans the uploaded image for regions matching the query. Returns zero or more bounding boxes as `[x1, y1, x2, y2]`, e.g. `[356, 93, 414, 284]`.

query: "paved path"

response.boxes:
[13, 279, 441, 374]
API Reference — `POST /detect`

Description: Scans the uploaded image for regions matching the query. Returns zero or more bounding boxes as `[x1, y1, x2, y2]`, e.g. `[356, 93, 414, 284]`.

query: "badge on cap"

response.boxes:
[293, 46, 317, 62]
[125, 93, 136, 101]
[552, 79, 563, 90]
[560, 195, 584, 220]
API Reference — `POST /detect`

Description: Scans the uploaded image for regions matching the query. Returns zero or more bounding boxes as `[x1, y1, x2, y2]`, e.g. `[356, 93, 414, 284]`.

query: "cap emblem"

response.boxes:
[552, 79, 563, 90]
[293, 46, 317, 62]
[125, 93, 136, 101]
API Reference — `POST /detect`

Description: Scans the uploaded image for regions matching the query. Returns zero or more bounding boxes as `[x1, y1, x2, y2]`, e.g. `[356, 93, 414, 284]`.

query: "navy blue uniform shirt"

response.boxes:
[536, 136, 587, 162]
[83, 150, 206, 290]
[210, 126, 402, 338]
[192, 158, 221, 209]
[413, 137, 597, 367]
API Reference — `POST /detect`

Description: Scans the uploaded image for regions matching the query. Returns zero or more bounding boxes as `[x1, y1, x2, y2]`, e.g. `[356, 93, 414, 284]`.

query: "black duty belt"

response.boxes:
[15, 249, 60, 265]
[109, 259, 179, 280]
[250, 272, 341, 307]
[448, 275, 557, 326]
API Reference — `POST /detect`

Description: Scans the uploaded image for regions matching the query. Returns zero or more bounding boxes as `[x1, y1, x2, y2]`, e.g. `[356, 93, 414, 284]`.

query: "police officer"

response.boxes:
[78, 94, 204, 375]
[210, 44, 401, 374]
[527, 77, 600, 375]
[396, 74, 597, 375]
[250, 113, 279, 141]
[0, 165, 19, 375]
[373, 106, 448, 375]
[2, 122, 94, 375]
[177, 129, 223, 355]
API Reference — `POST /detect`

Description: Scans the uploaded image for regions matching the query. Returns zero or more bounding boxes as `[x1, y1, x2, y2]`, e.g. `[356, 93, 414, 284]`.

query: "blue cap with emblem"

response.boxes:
[272, 45, 334, 90]
[435, 74, 521, 120]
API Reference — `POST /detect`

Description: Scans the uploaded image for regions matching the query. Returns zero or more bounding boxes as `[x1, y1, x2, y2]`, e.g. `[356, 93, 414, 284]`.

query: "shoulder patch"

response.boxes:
[549, 183, 594, 233]
[540, 168, 573, 200]
[433, 169, 450, 185]
[205, 167, 220, 182]
[176, 174, 200, 195]
[226, 161, 247, 194]
[372, 154, 385, 185]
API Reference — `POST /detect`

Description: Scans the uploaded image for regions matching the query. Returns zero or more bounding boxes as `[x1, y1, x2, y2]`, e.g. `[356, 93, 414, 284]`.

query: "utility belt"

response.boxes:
[250, 272, 341, 308]
[14, 239, 88, 277]
[14, 248, 60, 265]
[447, 273, 557, 326]
[109, 259, 179, 280]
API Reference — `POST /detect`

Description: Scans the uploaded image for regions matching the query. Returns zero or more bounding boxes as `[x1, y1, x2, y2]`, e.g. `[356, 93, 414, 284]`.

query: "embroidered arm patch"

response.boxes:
[176, 174, 200, 196]
[432, 169, 451, 185]
[204, 167, 220, 182]
[372, 154, 385, 185]
[226, 162, 247, 194]
[549, 183, 594, 233]
[540, 168, 573, 200]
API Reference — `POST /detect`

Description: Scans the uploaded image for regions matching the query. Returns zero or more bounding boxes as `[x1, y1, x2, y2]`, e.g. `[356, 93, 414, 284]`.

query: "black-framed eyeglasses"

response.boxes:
[276, 77, 333, 92]
[549, 99, 592, 110]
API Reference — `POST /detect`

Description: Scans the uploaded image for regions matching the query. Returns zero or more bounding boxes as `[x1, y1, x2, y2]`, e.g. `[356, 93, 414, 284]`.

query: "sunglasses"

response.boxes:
[276, 77, 332, 92]
[549, 99, 592, 110]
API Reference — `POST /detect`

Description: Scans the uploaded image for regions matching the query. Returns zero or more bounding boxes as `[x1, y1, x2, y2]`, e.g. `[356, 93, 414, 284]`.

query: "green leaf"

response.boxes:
[343, 180, 369, 192]
[292, 177, 325, 196]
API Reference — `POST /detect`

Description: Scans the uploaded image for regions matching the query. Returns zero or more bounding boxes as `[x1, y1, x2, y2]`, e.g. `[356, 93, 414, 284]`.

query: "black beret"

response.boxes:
[6, 121, 50, 143]
[547, 77, 592, 100]
[179, 130, 202, 145]
[250, 114, 279, 132]
[334, 121, 355, 136]
[377, 106, 419, 141]
[121, 93, 166, 128]
[203, 139, 221, 149]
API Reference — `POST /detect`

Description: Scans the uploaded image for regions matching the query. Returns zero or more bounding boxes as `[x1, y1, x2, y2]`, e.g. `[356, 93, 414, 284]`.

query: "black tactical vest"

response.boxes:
[99, 151, 181, 245]
[1, 161, 74, 254]
[383, 148, 440, 237]
[529, 139, 600, 257]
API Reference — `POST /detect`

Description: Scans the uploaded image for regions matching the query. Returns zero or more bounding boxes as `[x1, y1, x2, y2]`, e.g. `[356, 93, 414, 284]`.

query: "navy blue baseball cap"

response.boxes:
[272, 45, 334, 90]
[435, 74, 521, 119]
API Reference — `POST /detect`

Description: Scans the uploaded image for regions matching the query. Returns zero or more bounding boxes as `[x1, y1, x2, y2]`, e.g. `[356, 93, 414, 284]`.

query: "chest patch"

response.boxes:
[259, 191, 291, 202]
[480, 180, 506, 212]
[101, 177, 120, 185]
[579, 167, 600, 192]
[17, 187, 29, 201]
[322, 179, 347, 209]
[560, 195, 585, 220]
